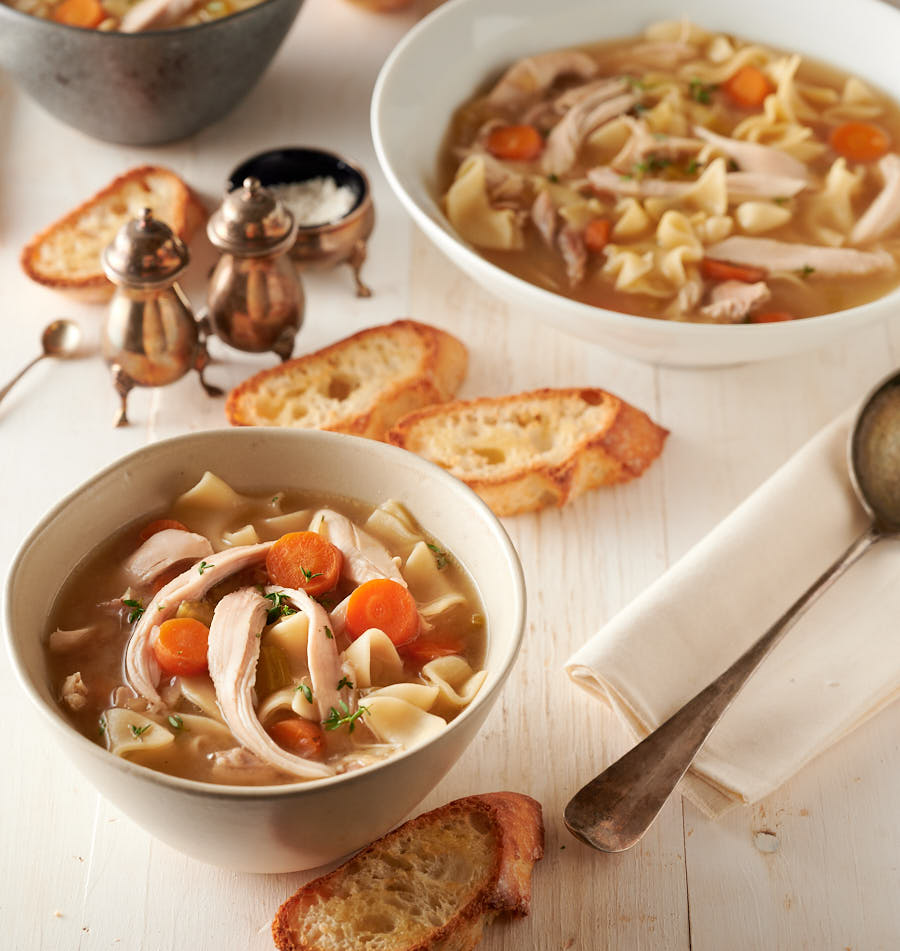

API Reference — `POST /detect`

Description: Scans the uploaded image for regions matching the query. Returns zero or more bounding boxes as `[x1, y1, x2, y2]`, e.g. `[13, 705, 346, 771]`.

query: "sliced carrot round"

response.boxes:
[266, 531, 342, 597]
[268, 717, 325, 759]
[52, 0, 105, 28]
[722, 65, 774, 109]
[584, 218, 611, 254]
[346, 579, 419, 646]
[486, 124, 544, 161]
[829, 122, 890, 163]
[399, 636, 464, 666]
[152, 617, 210, 677]
[750, 311, 795, 323]
[138, 518, 188, 543]
[700, 257, 767, 284]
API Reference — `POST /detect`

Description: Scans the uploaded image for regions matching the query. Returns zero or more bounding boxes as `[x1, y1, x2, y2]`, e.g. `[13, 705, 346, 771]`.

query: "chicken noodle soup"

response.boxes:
[440, 20, 900, 323]
[47, 473, 486, 786]
[4, 0, 266, 32]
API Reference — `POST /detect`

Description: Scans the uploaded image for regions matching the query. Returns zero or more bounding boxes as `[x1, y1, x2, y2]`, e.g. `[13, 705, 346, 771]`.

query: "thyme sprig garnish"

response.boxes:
[264, 591, 298, 625]
[427, 543, 448, 570]
[336, 676, 354, 691]
[198, 561, 213, 575]
[296, 683, 313, 704]
[130, 723, 151, 739]
[689, 78, 718, 104]
[300, 566, 323, 582]
[123, 598, 144, 624]
[323, 701, 369, 733]
[167, 715, 184, 731]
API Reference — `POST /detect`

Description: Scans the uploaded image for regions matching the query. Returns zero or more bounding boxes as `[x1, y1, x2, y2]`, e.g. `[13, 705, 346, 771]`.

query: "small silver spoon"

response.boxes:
[0, 319, 83, 409]
[565, 367, 900, 853]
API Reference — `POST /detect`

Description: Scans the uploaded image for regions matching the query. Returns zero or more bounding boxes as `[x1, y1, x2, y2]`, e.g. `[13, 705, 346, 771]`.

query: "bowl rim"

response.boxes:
[0, 0, 289, 36]
[3, 428, 526, 801]
[370, 0, 900, 340]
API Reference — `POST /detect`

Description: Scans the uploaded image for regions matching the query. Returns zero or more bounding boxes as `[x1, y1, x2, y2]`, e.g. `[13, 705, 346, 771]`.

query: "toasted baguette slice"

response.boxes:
[226, 320, 468, 440]
[20, 165, 206, 301]
[388, 387, 667, 516]
[272, 792, 544, 951]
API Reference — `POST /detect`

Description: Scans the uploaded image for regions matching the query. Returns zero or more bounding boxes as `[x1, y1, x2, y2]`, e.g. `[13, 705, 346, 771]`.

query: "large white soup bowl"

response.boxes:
[372, 0, 900, 366]
[4, 429, 525, 872]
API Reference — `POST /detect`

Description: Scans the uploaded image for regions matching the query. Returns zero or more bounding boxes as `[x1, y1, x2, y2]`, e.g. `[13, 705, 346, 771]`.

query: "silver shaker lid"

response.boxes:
[102, 208, 190, 289]
[207, 177, 297, 257]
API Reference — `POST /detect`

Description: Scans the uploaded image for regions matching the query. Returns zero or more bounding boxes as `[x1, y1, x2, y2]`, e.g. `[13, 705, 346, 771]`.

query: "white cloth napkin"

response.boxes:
[566, 410, 900, 817]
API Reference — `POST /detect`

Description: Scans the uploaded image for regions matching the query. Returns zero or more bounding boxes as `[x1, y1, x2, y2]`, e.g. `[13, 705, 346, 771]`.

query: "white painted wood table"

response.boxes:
[1, 2, 899, 948]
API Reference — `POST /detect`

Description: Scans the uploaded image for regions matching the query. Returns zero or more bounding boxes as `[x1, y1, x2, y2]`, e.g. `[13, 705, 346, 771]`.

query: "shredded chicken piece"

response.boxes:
[694, 126, 809, 181]
[265, 584, 352, 721]
[123, 528, 213, 585]
[119, 0, 199, 31]
[487, 50, 598, 110]
[852, 154, 900, 245]
[705, 236, 895, 276]
[543, 92, 637, 176]
[531, 190, 557, 247]
[49, 627, 93, 653]
[207, 588, 335, 780]
[61, 672, 89, 711]
[125, 541, 273, 707]
[557, 226, 587, 285]
[553, 77, 629, 113]
[612, 118, 702, 172]
[587, 167, 807, 201]
[313, 510, 405, 587]
[700, 280, 771, 323]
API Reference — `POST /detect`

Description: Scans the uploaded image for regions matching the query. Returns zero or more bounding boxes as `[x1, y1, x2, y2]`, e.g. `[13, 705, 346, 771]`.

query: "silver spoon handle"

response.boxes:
[564, 526, 880, 853]
[0, 354, 46, 407]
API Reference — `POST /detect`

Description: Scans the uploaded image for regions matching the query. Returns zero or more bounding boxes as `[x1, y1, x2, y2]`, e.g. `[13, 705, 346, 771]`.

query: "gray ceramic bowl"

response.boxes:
[0, 0, 303, 145]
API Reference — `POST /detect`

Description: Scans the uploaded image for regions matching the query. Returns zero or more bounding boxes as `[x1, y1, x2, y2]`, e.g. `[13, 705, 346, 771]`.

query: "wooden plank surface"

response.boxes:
[1, 2, 898, 949]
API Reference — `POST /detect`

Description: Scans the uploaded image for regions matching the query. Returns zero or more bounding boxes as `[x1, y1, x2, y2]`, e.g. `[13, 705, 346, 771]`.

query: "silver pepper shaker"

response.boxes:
[206, 177, 304, 362]
[102, 207, 221, 427]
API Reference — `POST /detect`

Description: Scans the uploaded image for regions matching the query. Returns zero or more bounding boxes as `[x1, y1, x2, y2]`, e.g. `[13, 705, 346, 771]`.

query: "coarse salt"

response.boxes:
[272, 177, 358, 227]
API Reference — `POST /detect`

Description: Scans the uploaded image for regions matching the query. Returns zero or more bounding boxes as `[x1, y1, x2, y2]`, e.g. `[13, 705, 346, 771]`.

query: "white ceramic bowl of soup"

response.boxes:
[371, 0, 900, 366]
[3, 429, 525, 872]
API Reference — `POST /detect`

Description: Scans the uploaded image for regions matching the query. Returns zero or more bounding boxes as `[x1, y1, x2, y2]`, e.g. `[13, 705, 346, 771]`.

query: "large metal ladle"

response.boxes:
[565, 368, 900, 853]
[0, 319, 83, 410]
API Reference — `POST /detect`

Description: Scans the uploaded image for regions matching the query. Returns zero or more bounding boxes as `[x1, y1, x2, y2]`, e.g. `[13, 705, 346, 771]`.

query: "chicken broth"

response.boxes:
[439, 21, 900, 324]
[47, 473, 486, 786]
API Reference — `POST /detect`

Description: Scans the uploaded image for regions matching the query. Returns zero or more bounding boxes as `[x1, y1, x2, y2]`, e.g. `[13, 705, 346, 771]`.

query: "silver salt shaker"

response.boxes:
[206, 177, 305, 362]
[102, 208, 221, 427]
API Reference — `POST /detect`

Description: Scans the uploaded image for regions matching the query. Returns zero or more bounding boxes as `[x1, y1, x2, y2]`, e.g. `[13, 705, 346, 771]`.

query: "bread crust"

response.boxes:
[20, 165, 206, 299]
[225, 319, 468, 440]
[272, 792, 544, 951]
[387, 387, 668, 516]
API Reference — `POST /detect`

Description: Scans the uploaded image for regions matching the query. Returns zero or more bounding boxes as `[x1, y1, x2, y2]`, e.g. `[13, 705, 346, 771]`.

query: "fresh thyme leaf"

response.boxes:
[300, 566, 323, 582]
[336, 676, 354, 691]
[774, 196, 788, 205]
[688, 78, 718, 104]
[130, 723, 151, 739]
[198, 561, 213, 575]
[157, 603, 166, 611]
[296, 683, 313, 703]
[547, 173, 559, 183]
[323, 704, 369, 734]
[799, 264, 816, 277]
[427, 542, 448, 570]
[264, 591, 298, 625]
[167, 714, 184, 731]
[633, 154, 671, 176]
[324, 626, 333, 640]
[686, 158, 701, 175]
[123, 598, 144, 624]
